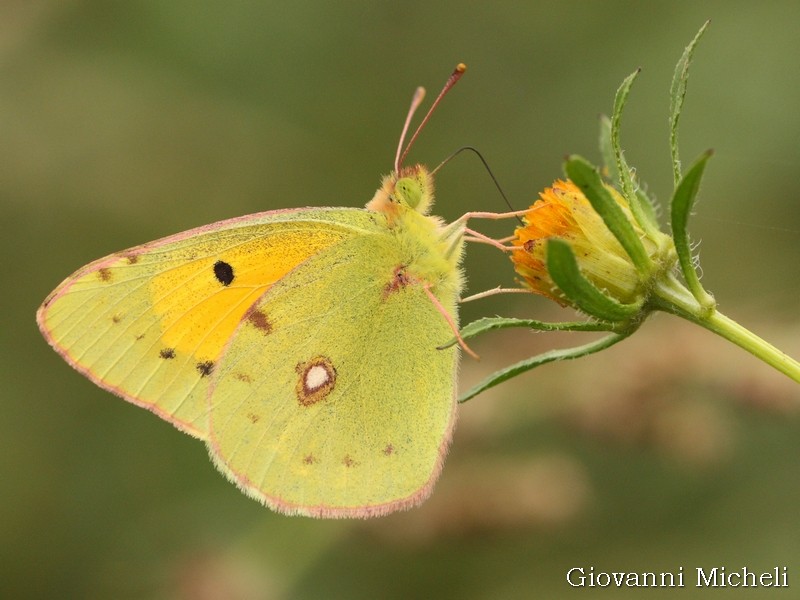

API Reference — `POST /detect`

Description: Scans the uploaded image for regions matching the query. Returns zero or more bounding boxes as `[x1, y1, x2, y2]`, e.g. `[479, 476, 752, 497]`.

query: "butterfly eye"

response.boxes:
[393, 177, 423, 209]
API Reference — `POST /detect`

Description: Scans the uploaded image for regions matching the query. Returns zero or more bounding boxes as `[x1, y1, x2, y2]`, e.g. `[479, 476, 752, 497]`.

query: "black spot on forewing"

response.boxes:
[97, 268, 112, 282]
[213, 260, 234, 286]
[196, 361, 214, 377]
[159, 348, 176, 359]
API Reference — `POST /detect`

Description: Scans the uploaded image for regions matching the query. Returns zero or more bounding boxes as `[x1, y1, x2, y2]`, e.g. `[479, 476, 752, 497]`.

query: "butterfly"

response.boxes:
[36, 64, 500, 518]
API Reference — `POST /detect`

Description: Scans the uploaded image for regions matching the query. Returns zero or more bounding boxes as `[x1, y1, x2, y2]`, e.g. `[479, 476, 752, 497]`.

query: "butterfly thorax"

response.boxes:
[366, 165, 464, 301]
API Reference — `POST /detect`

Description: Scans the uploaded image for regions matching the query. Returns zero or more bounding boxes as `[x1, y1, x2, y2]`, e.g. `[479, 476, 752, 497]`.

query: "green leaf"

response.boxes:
[604, 112, 660, 229]
[462, 316, 615, 337]
[670, 21, 710, 185]
[636, 188, 659, 226]
[458, 333, 630, 403]
[439, 317, 613, 350]
[564, 155, 652, 273]
[611, 69, 640, 201]
[610, 69, 662, 235]
[440, 317, 616, 349]
[547, 238, 643, 322]
[670, 150, 715, 309]
[598, 114, 620, 187]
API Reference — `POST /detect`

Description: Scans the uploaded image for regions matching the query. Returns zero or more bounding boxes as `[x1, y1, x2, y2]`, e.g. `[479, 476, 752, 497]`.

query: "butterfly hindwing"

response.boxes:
[206, 232, 459, 517]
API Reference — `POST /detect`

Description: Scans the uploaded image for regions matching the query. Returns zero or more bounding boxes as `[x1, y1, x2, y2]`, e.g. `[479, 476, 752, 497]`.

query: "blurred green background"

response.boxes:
[3, 1, 799, 598]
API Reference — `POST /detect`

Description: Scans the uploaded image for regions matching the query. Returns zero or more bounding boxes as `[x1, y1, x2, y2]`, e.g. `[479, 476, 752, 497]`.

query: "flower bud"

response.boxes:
[511, 179, 670, 309]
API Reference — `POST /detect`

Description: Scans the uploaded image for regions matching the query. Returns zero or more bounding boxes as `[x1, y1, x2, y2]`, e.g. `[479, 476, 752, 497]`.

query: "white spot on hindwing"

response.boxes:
[295, 356, 336, 406]
[305, 364, 330, 390]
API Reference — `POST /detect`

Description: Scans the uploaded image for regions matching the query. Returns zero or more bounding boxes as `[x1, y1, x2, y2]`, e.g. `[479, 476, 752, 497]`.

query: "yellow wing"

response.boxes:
[37, 208, 381, 438]
[205, 231, 460, 518]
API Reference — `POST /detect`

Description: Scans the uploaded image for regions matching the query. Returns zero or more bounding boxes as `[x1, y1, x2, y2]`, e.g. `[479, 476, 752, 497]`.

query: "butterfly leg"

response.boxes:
[440, 208, 528, 244]
[460, 287, 534, 303]
[462, 227, 514, 251]
[459, 208, 529, 221]
[421, 284, 479, 360]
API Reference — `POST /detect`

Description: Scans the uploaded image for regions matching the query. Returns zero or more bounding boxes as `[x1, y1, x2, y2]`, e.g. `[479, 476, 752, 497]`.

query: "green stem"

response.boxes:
[651, 274, 800, 383]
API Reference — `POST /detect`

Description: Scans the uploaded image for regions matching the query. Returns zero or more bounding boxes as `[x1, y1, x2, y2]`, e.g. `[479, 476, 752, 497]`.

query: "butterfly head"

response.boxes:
[366, 65, 465, 220]
[366, 165, 434, 216]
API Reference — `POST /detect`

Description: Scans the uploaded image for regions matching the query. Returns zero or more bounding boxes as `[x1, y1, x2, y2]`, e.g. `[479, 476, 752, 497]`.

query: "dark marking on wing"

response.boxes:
[246, 308, 273, 335]
[196, 360, 214, 377]
[295, 356, 336, 406]
[383, 265, 411, 297]
[213, 260, 234, 286]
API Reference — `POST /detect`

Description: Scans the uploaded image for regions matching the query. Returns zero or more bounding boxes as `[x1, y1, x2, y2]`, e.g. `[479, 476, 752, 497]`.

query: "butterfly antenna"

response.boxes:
[394, 87, 427, 173]
[396, 63, 467, 172]
[432, 146, 519, 218]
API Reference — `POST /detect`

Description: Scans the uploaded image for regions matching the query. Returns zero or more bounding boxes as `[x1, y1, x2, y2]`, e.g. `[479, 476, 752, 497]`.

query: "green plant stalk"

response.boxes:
[651, 274, 800, 383]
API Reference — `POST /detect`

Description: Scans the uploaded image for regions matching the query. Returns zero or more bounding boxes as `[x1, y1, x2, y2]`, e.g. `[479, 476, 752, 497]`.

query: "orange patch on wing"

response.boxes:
[149, 229, 344, 366]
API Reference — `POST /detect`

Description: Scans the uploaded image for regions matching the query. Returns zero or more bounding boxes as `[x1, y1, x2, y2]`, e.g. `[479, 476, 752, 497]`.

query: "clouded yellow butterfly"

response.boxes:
[37, 65, 484, 518]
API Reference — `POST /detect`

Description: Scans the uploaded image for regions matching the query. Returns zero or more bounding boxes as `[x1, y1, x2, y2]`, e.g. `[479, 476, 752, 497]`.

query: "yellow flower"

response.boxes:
[512, 179, 662, 307]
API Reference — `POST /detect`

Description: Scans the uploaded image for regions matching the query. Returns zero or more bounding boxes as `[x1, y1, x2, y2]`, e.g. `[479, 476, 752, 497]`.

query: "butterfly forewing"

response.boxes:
[37, 208, 377, 438]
